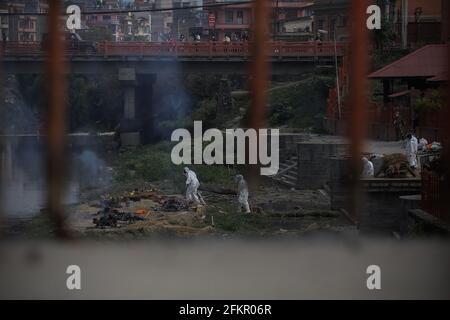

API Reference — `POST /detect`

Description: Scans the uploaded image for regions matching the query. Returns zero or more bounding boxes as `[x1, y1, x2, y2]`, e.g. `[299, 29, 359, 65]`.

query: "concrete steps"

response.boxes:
[272, 156, 298, 188]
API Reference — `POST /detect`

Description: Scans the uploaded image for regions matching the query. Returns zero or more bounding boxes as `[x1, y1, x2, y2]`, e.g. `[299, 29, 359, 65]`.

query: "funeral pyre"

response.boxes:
[92, 188, 192, 228]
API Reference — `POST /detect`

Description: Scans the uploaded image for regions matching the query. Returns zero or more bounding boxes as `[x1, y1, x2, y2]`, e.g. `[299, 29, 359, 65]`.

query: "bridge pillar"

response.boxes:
[1, 140, 14, 182]
[118, 68, 140, 146]
[124, 86, 136, 119]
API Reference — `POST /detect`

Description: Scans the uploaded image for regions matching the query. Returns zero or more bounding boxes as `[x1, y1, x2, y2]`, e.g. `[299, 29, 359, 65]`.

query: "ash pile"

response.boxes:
[93, 207, 144, 228]
[161, 197, 190, 212]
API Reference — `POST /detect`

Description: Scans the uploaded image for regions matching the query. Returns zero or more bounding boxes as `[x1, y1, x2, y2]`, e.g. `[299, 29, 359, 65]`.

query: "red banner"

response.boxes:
[208, 13, 216, 27]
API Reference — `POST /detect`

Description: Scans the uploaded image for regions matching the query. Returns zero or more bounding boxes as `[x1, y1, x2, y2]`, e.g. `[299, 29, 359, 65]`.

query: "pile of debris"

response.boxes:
[98, 188, 165, 209]
[375, 153, 416, 178]
[423, 156, 444, 174]
[90, 187, 199, 228]
[93, 207, 144, 228]
[161, 197, 190, 212]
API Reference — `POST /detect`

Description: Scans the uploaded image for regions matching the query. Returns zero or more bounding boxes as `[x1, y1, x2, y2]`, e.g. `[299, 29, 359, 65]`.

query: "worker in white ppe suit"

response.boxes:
[411, 133, 419, 153]
[235, 175, 251, 213]
[405, 133, 418, 169]
[184, 167, 205, 205]
[361, 157, 374, 178]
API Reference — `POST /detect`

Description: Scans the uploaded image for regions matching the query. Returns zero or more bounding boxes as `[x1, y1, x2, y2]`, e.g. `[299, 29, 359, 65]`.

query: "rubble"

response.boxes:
[99, 188, 164, 209]
[375, 153, 416, 178]
[93, 214, 118, 228]
[92, 207, 144, 228]
[161, 197, 190, 212]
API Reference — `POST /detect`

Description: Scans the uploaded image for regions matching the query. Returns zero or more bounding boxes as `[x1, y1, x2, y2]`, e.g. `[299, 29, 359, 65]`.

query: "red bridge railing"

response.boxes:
[1, 41, 346, 58]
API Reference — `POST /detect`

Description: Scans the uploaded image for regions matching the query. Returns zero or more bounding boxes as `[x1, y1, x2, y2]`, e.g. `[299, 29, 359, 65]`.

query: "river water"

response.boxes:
[0, 136, 103, 219]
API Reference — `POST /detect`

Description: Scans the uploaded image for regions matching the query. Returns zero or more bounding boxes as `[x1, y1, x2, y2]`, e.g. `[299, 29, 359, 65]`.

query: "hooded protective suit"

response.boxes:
[235, 175, 250, 213]
[405, 136, 418, 168]
[362, 157, 374, 177]
[184, 167, 205, 205]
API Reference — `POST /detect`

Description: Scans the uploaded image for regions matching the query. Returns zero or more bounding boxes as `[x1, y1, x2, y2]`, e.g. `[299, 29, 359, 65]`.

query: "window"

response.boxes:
[338, 16, 348, 28]
[330, 18, 336, 31]
[317, 19, 324, 30]
[225, 11, 233, 24]
[236, 11, 243, 24]
[19, 19, 34, 30]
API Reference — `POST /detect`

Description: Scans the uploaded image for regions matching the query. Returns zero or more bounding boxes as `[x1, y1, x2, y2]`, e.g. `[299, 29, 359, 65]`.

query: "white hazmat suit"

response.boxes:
[235, 175, 251, 213]
[184, 167, 205, 205]
[405, 136, 418, 168]
[362, 157, 374, 178]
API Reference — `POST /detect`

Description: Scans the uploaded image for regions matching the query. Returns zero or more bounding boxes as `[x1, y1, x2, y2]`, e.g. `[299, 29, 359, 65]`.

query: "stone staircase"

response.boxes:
[272, 156, 298, 188]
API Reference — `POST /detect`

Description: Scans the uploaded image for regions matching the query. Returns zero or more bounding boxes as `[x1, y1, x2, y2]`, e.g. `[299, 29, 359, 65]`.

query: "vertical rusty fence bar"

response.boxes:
[247, 0, 271, 187]
[0, 37, 4, 235]
[46, 0, 70, 238]
[441, 20, 450, 221]
[348, 0, 368, 223]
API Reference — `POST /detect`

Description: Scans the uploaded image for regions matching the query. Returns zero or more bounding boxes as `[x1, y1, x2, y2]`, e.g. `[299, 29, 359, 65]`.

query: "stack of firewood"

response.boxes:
[375, 153, 416, 178]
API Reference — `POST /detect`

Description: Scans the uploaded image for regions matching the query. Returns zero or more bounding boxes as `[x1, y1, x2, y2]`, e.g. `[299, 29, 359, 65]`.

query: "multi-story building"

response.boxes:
[151, 0, 174, 40]
[275, 1, 314, 41]
[84, 0, 124, 40]
[1, 0, 48, 42]
[313, 0, 446, 44]
[204, 0, 251, 41]
[0, 3, 9, 41]
[312, 0, 351, 42]
[392, 0, 444, 44]
[172, 0, 207, 40]
[205, 0, 313, 41]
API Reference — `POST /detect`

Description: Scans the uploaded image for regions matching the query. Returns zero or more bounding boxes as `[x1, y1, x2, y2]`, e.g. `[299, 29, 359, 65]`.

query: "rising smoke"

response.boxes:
[0, 77, 112, 218]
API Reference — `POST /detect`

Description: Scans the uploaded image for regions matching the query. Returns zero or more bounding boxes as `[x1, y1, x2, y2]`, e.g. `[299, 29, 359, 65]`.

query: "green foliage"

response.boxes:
[412, 89, 444, 112]
[192, 98, 218, 128]
[210, 212, 271, 233]
[267, 76, 334, 131]
[184, 74, 222, 100]
[373, 17, 397, 49]
[114, 142, 237, 192]
[16, 74, 123, 132]
[16, 74, 47, 115]
[67, 75, 123, 131]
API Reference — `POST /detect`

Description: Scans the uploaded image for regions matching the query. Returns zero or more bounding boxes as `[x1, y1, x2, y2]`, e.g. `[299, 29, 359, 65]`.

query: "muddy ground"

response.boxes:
[2, 180, 356, 240]
[63, 180, 355, 239]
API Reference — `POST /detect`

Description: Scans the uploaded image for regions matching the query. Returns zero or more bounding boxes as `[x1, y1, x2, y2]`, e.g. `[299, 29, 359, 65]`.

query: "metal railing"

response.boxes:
[1, 41, 346, 58]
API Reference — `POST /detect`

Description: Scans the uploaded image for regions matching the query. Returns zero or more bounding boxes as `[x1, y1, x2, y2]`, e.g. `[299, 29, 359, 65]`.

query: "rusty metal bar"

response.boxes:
[348, 0, 369, 223]
[247, 0, 271, 187]
[249, 0, 270, 130]
[45, 0, 70, 238]
[0, 40, 4, 236]
[440, 22, 450, 220]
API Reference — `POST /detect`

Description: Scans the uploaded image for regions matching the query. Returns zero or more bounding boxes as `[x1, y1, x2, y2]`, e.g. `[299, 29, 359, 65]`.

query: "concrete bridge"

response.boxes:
[1, 41, 346, 146]
[1, 41, 345, 75]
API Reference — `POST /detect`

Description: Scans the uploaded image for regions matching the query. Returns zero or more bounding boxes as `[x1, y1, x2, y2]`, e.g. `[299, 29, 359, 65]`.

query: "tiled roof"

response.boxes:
[368, 44, 448, 80]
